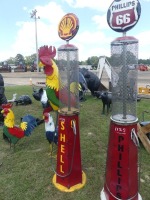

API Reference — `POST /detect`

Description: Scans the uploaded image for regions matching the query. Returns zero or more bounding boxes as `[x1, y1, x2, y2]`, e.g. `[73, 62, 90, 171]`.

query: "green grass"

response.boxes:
[0, 86, 150, 200]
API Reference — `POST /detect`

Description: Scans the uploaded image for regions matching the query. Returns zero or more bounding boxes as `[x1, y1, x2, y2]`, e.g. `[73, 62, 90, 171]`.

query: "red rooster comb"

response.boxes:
[38, 46, 56, 66]
[1, 103, 13, 109]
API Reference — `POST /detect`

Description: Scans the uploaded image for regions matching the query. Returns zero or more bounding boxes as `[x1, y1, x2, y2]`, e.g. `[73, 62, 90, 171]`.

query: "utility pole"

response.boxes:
[30, 9, 40, 72]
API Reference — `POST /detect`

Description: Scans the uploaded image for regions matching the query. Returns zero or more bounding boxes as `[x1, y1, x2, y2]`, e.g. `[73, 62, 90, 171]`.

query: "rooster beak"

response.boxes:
[39, 61, 44, 68]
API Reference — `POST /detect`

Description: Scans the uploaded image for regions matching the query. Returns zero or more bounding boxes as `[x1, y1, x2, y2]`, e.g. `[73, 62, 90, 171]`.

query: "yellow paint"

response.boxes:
[61, 121, 65, 130]
[45, 60, 59, 91]
[138, 87, 150, 94]
[52, 171, 86, 192]
[2, 108, 15, 128]
[60, 133, 65, 142]
[60, 165, 64, 173]
[60, 155, 64, 163]
[49, 101, 59, 111]
[60, 144, 65, 154]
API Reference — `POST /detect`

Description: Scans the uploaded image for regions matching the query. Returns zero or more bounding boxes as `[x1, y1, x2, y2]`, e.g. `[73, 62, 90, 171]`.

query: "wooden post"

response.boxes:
[137, 123, 150, 154]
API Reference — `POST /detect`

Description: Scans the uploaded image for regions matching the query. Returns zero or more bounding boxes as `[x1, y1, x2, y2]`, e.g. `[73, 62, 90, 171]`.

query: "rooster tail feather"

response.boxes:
[21, 115, 38, 136]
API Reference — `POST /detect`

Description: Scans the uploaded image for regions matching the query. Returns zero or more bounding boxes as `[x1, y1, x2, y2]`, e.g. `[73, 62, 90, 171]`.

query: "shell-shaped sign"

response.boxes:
[107, 0, 141, 33]
[58, 13, 79, 41]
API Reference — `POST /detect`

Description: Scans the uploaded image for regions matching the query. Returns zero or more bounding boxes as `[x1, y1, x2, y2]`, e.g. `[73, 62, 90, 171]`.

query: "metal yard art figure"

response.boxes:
[52, 13, 86, 192]
[101, 0, 142, 200]
[38, 13, 86, 192]
[1, 103, 43, 148]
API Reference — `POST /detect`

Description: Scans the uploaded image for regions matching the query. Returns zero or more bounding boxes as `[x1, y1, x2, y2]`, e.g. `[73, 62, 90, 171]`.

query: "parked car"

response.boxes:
[0, 65, 11, 72]
[13, 64, 27, 72]
[30, 63, 41, 72]
[138, 64, 148, 71]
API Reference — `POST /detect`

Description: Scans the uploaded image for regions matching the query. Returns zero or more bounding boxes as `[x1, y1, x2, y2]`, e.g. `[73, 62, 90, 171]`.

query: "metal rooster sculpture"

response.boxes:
[38, 45, 77, 113]
[43, 111, 58, 145]
[43, 111, 58, 155]
[1, 103, 43, 148]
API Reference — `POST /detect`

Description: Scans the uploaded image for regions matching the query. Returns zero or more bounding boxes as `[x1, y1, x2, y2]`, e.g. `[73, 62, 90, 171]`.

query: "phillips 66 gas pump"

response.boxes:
[101, 1, 142, 200]
[52, 13, 86, 192]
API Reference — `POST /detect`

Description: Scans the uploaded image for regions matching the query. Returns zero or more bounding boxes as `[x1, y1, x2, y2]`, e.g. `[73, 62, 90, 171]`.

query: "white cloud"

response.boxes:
[63, 0, 113, 11]
[77, 44, 111, 61]
[35, 2, 65, 24]
[6, 2, 65, 59]
[0, 1, 149, 62]
[12, 22, 36, 56]
[76, 30, 111, 45]
[136, 30, 150, 59]
[92, 14, 109, 30]
[23, 7, 27, 11]
[136, 31, 150, 46]
[2, 1, 112, 62]
[74, 30, 113, 60]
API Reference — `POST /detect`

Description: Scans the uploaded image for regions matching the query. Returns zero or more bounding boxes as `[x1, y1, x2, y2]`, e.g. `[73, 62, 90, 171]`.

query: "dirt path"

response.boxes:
[1, 70, 150, 88]
[2, 72, 46, 86]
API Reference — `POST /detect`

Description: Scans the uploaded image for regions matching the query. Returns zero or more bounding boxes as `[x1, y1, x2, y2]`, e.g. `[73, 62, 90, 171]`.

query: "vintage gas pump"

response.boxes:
[101, 1, 142, 200]
[52, 13, 86, 192]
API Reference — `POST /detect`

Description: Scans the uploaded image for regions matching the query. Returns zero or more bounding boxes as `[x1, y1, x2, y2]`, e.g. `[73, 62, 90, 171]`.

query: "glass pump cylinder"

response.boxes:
[110, 36, 138, 123]
[57, 43, 79, 112]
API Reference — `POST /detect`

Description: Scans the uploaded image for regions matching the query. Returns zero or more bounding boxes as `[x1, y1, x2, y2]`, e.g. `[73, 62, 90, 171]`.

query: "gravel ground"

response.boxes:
[1, 70, 150, 88]
[1, 72, 46, 86]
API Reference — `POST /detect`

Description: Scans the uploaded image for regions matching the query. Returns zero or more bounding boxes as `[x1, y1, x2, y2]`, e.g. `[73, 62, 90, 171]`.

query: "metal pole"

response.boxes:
[30, 9, 40, 72]
[66, 41, 71, 111]
[122, 32, 127, 119]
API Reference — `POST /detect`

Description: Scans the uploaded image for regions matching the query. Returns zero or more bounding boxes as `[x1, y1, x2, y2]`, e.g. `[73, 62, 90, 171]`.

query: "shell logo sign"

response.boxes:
[58, 13, 79, 41]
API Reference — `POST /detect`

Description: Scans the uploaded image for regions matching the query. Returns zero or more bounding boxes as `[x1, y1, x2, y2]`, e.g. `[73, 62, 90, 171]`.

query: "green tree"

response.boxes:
[24, 54, 36, 66]
[109, 51, 137, 67]
[79, 60, 87, 65]
[15, 54, 25, 65]
[7, 57, 15, 65]
[138, 59, 150, 65]
[87, 56, 99, 69]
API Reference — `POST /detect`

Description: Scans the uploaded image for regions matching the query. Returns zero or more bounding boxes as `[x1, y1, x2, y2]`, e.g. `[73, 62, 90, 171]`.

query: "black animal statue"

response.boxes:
[79, 68, 100, 96]
[79, 72, 88, 101]
[0, 74, 7, 126]
[95, 91, 112, 114]
[15, 95, 32, 106]
[79, 68, 107, 96]
[32, 87, 50, 108]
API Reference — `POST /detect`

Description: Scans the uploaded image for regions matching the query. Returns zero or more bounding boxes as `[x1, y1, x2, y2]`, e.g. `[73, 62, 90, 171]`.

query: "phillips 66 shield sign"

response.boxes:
[107, 0, 141, 32]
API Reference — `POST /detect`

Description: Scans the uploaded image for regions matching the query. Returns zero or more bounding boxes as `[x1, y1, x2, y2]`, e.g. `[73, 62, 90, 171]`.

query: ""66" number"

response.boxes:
[116, 13, 130, 25]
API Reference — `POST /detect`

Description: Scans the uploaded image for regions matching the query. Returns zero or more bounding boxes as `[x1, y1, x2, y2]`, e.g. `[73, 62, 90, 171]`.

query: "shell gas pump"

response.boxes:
[101, 1, 142, 199]
[52, 13, 86, 192]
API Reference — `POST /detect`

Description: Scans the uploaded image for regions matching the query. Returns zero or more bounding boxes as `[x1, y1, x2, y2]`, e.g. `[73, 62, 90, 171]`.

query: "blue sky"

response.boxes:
[0, 0, 150, 62]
